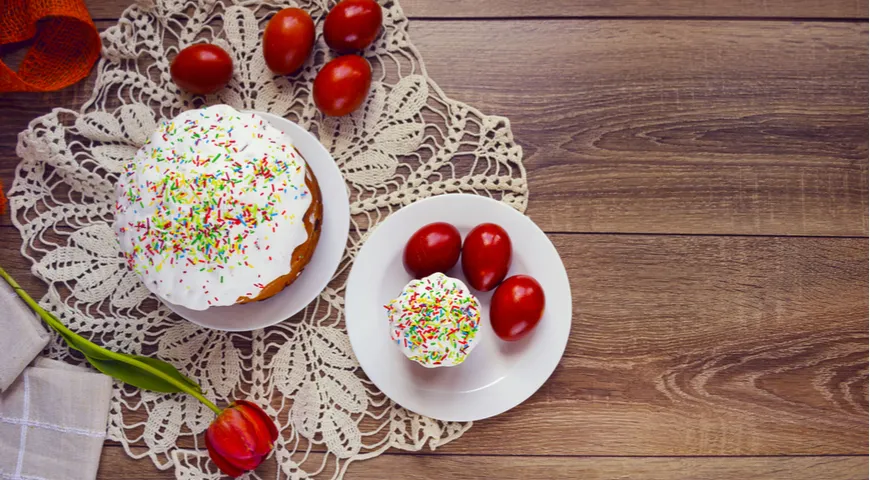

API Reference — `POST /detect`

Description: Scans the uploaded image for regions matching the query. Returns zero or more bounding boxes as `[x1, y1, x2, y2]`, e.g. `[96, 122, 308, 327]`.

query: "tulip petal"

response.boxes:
[205, 430, 244, 478]
[235, 400, 279, 443]
[234, 403, 277, 456]
[206, 409, 263, 471]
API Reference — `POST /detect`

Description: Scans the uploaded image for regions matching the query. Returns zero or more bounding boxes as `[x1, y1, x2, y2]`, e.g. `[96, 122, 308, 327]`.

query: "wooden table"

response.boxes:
[1, 1, 867, 478]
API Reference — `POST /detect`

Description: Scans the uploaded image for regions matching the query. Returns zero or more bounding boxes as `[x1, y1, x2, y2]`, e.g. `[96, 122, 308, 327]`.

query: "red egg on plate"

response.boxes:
[490, 275, 546, 341]
[403, 222, 462, 278]
[461, 223, 511, 291]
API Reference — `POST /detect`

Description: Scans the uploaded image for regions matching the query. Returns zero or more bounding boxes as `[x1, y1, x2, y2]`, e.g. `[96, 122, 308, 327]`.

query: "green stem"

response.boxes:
[0, 266, 222, 415]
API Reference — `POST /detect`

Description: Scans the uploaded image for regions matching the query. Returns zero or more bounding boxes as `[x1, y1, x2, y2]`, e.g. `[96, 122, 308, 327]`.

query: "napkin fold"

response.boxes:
[0, 280, 50, 392]
[0, 358, 113, 480]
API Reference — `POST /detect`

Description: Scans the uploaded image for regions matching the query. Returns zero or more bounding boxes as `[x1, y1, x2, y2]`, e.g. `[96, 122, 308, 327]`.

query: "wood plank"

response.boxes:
[410, 20, 869, 236]
[4, 230, 865, 454]
[339, 455, 870, 480]
[80, 0, 870, 21]
[401, 0, 870, 19]
[2, 20, 866, 235]
[441, 234, 869, 455]
[98, 446, 870, 480]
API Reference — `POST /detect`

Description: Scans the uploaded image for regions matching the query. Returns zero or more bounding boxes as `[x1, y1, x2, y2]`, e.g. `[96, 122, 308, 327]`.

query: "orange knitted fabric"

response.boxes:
[0, 0, 101, 92]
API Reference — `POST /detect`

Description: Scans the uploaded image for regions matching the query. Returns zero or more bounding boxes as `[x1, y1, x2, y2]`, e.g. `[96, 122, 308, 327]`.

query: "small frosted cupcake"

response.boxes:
[385, 272, 482, 368]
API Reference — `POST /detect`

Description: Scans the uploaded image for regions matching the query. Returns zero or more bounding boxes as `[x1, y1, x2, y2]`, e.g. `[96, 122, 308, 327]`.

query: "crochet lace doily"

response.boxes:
[9, 0, 527, 478]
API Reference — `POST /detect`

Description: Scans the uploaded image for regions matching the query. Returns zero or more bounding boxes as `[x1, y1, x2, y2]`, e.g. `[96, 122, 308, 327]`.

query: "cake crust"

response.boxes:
[236, 164, 322, 304]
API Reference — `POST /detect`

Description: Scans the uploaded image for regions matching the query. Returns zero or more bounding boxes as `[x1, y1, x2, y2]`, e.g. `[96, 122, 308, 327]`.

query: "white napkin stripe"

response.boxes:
[0, 472, 50, 480]
[13, 373, 30, 478]
[0, 416, 106, 439]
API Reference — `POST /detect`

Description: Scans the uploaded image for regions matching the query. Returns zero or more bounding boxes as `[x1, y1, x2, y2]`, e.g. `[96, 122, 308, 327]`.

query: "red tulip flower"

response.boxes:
[205, 400, 279, 477]
[0, 268, 280, 478]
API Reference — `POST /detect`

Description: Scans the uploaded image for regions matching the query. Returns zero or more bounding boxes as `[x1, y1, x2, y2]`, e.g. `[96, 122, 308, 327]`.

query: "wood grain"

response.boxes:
[401, 0, 870, 19]
[79, 0, 870, 21]
[2, 20, 866, 235]
[99, 447, 870, 480]
[410, 20, 869, 236]
[3, 230, 865, 455]
[422, 234, 869, 455]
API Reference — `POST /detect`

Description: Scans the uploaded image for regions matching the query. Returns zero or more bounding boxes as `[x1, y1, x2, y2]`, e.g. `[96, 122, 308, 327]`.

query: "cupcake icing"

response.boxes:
[113, 105, 312, 310]
[385, 272, 482, 367]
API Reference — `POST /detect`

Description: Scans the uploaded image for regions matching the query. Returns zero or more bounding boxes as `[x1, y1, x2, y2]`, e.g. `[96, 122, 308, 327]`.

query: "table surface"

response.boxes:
[1, 0, 868, 478]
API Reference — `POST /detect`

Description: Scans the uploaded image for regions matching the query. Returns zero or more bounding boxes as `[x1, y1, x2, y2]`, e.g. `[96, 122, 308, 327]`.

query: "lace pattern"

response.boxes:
[10, 0, 528, 477]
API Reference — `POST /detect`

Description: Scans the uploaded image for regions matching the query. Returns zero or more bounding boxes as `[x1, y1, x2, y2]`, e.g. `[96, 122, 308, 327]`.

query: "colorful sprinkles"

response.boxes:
[385, 273, 481, 367]
[114, 106, 311, 309]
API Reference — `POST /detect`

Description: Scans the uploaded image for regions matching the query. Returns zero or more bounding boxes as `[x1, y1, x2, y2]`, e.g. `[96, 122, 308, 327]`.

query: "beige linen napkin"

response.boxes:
[0, 281, 50, 392]
[0, 358, 113, 480]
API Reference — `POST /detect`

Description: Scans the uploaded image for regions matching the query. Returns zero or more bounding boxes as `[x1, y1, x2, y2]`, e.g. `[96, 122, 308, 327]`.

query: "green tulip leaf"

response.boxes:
[55, 328, 110, 360]
[130, 355, 203, 393]
[85, 354, 202, 394]
[37, 311, 199, 393]
[40, 317, 199, 392]
[0, 266, 221, 414]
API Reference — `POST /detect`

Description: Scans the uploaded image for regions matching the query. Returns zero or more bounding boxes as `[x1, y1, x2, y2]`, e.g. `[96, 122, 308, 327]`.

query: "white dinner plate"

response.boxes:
[163, 112, 350, 331]
[345, 194, 572, 421]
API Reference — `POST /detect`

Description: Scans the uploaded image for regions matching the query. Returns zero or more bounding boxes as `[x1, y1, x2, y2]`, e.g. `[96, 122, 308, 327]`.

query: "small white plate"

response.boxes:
[164, 112, 350, 331]
[345, 194, 571, 421]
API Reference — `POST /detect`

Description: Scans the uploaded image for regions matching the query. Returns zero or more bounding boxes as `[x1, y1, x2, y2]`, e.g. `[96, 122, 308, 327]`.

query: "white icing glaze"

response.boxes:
[386, 273, 482, 368]
[113, 105, 313, 310]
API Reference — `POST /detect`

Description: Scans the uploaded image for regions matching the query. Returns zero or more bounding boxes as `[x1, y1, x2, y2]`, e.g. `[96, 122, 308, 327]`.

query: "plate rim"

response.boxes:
[345, 193, 572, 421]
[161, 111, 350, 332]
